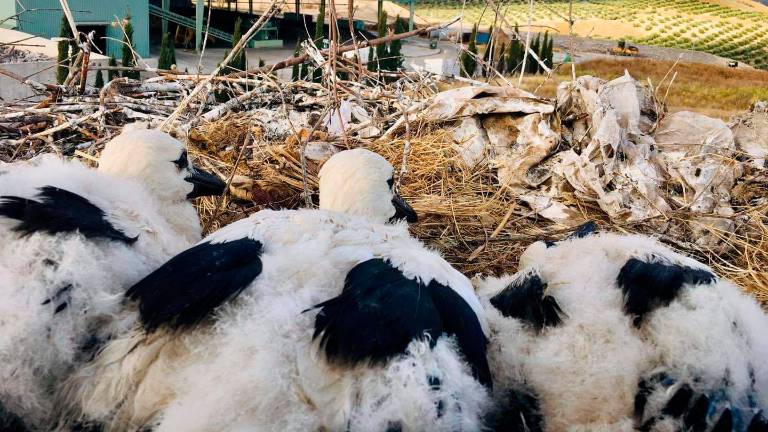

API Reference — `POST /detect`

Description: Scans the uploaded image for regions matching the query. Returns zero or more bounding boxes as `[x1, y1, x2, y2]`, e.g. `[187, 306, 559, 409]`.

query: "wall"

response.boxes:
[0, 0, 16, 29]
[15, 0, 149, 57]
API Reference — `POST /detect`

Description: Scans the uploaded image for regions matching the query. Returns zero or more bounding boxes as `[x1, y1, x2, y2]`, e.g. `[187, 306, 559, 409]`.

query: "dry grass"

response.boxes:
[513, 58, 768, 118]
[189, 111, 768, 304]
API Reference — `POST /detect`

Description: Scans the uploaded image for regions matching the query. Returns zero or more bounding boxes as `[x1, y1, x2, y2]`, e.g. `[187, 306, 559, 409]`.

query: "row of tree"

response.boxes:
[56, 14, 144, 88]
[460, 23, 555, 78]
[291, 0, 408, 83]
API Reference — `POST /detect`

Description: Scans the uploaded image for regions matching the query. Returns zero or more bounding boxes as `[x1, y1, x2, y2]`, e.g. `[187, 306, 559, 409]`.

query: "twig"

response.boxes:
[159, 0, 282, 131]
[229, 17, 461, 78]
[203, 131, 253, 232]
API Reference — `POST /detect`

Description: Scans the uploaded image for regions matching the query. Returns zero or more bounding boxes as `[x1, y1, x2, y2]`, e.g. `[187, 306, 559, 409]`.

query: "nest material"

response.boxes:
[189, 115, 768, 304]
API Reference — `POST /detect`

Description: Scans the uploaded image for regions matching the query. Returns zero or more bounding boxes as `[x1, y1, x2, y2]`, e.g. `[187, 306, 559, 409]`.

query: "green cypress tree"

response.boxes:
[108, 56, 118, 82]
[460, 23, 478, 78]
[228, 17, 246, 72]
[528, 33, 540, 74]
[375, 9, 389, 72]
[388, 16, 407, 71]
[158, 33, 177, 70]
[121, 14, 140, 79]
[506, 38, 517, 73]
[56, 16, 71, 84]
[496, 42, 506, 74]
[313, 0, 326, 82]
[94, 66, 104, 88]
[546, 35, 554, 69]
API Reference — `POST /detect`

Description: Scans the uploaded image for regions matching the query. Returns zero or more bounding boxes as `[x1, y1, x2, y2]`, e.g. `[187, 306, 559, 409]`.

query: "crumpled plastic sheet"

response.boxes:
[730, 101, 768, 169]
[488, 72, 751, 248]
[324, 99, 380, 138]
[452, 117, 490, 167]
[489, 113, 559, 188]
[425, 86, 554, 122]
[655, 111, 742, 244]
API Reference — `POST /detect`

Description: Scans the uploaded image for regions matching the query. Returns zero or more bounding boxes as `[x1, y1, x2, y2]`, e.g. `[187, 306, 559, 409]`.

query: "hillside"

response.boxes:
[516, 57, 768, 118]
[415, 0, 768, 69]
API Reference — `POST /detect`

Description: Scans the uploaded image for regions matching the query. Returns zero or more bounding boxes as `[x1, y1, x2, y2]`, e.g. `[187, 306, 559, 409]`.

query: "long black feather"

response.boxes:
[617, 258, 715, 326]
[310, 258, 492, 387]
[490, 274, 565, 332]
[0, 186, 136, 244]
[127, 238, 263, 331]
[0, 399, 30, 432]
[749, 411, 768, 432]
[486, 387, 544, 432]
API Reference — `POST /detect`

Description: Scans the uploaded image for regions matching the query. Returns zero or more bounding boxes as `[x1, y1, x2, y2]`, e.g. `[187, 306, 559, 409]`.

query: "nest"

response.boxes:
[189, 115, 768, 303]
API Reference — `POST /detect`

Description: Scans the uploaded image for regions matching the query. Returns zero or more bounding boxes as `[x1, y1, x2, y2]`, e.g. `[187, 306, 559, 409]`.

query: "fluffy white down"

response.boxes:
[66, 209, 490, 432]
[0, 154, 195, 429]
[98, 127, 202, 243]
[319, 148, 398, 224]
[476, 232, 768, 431]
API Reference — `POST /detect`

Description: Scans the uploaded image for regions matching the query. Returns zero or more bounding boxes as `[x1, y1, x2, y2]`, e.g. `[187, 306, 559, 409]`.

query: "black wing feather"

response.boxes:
[311, 258, 491, 387]
[618, 258, 715, 326]
[0, 186, 136, 244]
[490, 274, 565, 332]
[0, 399, 31, 432]
[427, 279, 492, 387]
[127, 238, 263, 331]
[312, 259, 442, 366]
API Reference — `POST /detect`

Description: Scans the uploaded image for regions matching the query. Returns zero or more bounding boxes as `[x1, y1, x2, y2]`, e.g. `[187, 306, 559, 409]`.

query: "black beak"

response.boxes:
[185, 165, 226, 199]
[390, 194, 418, 223]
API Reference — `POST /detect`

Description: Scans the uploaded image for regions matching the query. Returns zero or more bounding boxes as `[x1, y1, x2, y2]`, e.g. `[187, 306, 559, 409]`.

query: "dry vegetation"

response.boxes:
[188, 105, 768, 305]
[511, 58, 768, 117]
[416, 0, 768, 68]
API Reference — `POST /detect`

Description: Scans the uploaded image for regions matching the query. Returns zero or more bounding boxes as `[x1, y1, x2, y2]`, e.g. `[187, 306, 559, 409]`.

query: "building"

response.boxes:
[1, 1, 16, 29]
[15, 0, 150, 57]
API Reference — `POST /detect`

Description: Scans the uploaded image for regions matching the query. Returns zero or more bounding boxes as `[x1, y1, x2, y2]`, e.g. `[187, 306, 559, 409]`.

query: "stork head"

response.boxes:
[98, 127, 226, 204]
[319, 148, 417, 224]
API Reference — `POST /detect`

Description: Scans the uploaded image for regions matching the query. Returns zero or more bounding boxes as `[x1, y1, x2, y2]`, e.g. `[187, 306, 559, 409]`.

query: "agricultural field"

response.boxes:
[411, 0, 768, 69]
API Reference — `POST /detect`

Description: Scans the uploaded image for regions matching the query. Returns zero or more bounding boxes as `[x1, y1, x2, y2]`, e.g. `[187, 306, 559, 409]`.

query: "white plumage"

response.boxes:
[477, 231, 768, 431]
[0, 127, 224, 430]
[63, 149, 491, 432]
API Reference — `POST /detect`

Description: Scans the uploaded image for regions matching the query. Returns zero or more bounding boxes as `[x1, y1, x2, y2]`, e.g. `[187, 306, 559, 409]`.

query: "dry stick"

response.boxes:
[63, 51, 83, 87]
[78, 31, 95, 95]
[159, 0, 282, 131]
[394, 85, 412, 189]
[300, 104, 334, 207]
[568, 0, 576, 81]
[327, 0, 351, 148]
[229, 17, 461, 79]
[196, 0, 215, 76]
[483, 0, 551, 77]
[346, 0, 365, 77]
[467, 203, 519, 261]
[58, 0, 79, 44]
[518, 0, 534, 86]
[203, 131, 253, 233]
[26, 108, 112, 140]
[0, 66, 59, 93]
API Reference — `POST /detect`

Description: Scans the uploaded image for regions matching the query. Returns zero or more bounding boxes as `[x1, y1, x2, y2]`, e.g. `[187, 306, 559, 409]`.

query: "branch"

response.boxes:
[158, 0, 282, 130]
[229, 17, 461, 78]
